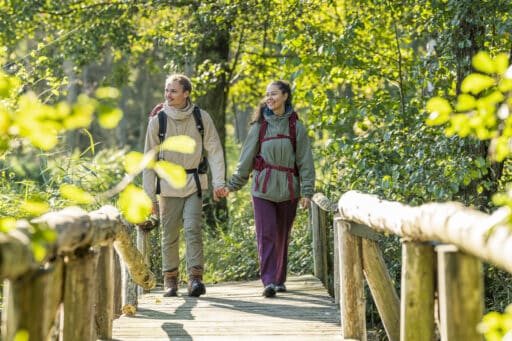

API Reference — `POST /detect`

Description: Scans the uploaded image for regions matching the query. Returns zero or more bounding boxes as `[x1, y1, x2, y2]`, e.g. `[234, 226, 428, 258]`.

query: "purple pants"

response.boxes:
[252, 196, 299, 286]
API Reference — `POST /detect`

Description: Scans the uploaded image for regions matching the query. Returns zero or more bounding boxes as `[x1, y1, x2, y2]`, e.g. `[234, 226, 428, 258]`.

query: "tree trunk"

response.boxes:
[195, 24, 230, 232]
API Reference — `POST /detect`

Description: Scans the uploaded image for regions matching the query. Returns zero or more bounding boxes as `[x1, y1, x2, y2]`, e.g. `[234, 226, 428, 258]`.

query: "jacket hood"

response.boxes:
[263, 105, 294, 122]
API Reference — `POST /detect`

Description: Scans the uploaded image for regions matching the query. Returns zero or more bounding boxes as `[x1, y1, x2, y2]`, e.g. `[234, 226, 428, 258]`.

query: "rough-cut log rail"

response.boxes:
[312, 192, 338, 212]
[0, 205, 155, 289]
[337, 190, 512, 274]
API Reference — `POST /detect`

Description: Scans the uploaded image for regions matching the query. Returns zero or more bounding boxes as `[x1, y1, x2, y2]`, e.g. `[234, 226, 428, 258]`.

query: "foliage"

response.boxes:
[426, 50, 512, 339]
[2, 1, 512, 338]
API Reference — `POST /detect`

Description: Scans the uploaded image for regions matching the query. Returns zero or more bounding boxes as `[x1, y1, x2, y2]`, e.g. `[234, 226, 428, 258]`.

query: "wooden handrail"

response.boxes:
[337, 190, 512, 274]
[309, 190, 510, 341]
[0, 205, 155, 341]
[1, 205, 155, 288]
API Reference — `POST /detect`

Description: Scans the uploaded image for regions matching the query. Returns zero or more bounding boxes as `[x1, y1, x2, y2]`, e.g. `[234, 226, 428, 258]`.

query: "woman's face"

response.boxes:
[165, 80, 189, 109]
[265, 84, 288, 114]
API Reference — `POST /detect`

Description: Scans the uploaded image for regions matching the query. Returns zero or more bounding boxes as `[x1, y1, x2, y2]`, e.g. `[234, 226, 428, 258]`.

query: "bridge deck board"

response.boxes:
[109, 274, 343, 340]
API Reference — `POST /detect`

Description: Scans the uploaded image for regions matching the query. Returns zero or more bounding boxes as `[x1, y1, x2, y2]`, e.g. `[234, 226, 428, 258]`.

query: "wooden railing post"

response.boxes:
[333, 214, 340, 305]
[136, 227, 152, 295]
[95, 245, 114, 339]
[336, 217, 366, 340]
[362, 238, 400, 341]
[63, 248, 99, 341]
[436, 244, 483, 341]
[400, 241, 435, 341]
[2, 261, 63, 341]
[113, 249, 123, 317]
[311, 201, 329, 289]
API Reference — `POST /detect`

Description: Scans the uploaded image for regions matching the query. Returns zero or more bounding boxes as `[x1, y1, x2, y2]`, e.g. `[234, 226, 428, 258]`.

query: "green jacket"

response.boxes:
[227, 110, 315, 202]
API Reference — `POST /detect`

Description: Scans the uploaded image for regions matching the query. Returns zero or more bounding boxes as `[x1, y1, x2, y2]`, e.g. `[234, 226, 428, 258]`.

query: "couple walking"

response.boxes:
[142, 74, 315, 298]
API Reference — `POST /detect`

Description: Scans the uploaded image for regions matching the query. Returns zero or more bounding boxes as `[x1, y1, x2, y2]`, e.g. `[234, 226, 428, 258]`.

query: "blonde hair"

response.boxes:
[165, 74, 192, 93]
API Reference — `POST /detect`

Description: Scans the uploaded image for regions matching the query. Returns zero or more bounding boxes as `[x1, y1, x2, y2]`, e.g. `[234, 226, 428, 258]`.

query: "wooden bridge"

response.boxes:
[110, 275, 341, 340]
[2, 190, 512, 340]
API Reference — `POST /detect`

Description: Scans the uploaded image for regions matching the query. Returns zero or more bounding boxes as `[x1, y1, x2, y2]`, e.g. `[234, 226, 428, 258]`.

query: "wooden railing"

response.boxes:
[310, 190, 512, 341]
[0, 205, 155, 341]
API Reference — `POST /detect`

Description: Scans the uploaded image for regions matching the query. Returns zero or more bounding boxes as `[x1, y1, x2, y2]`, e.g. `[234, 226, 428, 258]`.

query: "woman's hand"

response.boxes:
[300, 197, 310, 209]
[213, 187, 230, 201]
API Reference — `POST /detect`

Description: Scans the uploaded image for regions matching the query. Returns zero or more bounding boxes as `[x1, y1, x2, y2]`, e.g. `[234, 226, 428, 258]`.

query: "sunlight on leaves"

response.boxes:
[0, 105, 10, 134]
[118, 184, 152, 223]
[22, 200, 50, 216]
[472, 51, 495, 74]
[67, 94, 96, 129]
[13, 330, 29, 341]
[28, 130, 59, 151]
[31, 241, 47, 262]
[98, 106, 123, 129]
[161, 135, 196, 154]
[124, 151, 146, 174]
[461, 74, 495, 95]
[60, 184, 95, 204]
[494, 53, 510, 75]
[154, 160, 187, 189]
[455, 94, 476, 112]
[426, 97, 452, 125]
[0, 217, 16, 233]
[55, 101, 71, 119]
[95, 87, 121, 99]
[499, 79, 512, 93]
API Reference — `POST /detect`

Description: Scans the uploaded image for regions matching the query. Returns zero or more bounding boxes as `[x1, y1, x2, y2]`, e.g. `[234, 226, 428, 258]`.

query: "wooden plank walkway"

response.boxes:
[109, 274, 342, 340]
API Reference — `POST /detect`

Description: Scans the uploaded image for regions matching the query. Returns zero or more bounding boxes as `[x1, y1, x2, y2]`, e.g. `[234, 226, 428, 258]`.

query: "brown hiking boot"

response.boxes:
[187, 267, 206, 297]
[163, 270, 178, 297]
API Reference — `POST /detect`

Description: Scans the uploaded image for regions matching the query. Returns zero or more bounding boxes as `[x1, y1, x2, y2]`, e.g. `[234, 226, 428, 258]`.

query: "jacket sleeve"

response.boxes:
[142, 116, 159, 201]
[201, 110, 226, 189]
[295, 122, 315, 198]
[227, 123, 260, 192]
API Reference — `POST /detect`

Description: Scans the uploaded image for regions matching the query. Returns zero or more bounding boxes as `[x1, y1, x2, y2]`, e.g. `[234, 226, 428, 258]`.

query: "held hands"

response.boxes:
[300, 197, 311, 209]
[213, 187, 230, 201]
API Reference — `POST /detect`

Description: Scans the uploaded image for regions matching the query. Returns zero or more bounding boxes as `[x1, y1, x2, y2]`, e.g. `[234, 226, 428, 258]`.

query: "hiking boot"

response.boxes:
[262, 284, 276, 298]
[276, 284, 287, 293]
[163, 270, 178, 297]
[188, 267, 206, 297]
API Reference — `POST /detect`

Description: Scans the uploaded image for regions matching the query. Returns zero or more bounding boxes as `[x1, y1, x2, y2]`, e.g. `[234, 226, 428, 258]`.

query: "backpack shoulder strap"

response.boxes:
[257, 119, 268, 155]
[158, 110, 166, 145]
[192, 106, 204, 139]
[289, 111, 298, 152]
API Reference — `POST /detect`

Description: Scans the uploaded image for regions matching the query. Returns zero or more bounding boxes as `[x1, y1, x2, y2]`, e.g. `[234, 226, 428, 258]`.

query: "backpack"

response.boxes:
[152, 104, 208, 197]
[253, 112, 299, 200]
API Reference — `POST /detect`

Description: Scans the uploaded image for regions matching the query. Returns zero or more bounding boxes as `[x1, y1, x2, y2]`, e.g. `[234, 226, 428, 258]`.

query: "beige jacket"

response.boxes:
[142, 101, 225, 200]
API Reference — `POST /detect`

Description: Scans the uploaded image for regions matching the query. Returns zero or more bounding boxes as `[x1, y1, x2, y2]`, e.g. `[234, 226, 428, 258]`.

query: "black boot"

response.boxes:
[188, 267, 206, 297]
[163, 271, 178, 297]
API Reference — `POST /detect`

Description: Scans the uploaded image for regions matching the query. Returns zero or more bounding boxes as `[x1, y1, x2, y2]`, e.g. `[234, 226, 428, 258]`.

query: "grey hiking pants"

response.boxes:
[160, 194, 203, 276]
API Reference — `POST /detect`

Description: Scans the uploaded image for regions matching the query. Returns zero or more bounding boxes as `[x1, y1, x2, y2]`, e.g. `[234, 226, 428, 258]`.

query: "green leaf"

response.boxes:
[472, 51, 495, 74]
[124, 151, 146, 174]
[0, 106, 10, 134]
[455, 94, 476, 112]
[494, 53, 510, 75]
[95, 87, 121, 99]
[161, 135, 196, 154]
[498, 78, 512, 93]
[60, 184, 95, 204]
[98, 107, 123, 129]
[13, 330, 29, 341]
[461, 73, 495, 95]
[0, 217, 16, 233]
[31, 241, 47, 261]
[154, 160, 187, 188]
[22, 200, 50, 216]
[118, 184, 152, 224]
[426, 97, 452, 125]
